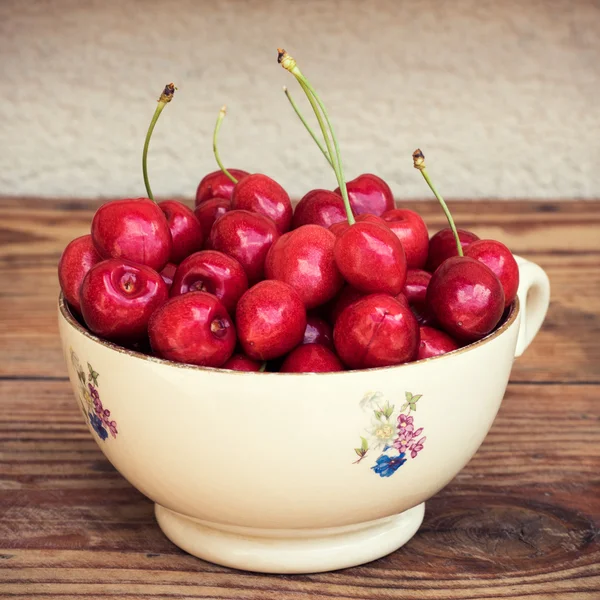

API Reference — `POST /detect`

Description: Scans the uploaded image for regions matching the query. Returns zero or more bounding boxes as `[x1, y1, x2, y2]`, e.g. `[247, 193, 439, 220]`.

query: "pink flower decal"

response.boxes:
[397, 414, 414, 435]
[409, 436, 426, 459]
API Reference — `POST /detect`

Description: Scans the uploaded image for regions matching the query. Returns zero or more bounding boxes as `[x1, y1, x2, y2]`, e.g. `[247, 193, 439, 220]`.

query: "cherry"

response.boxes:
[334, 221, 407, 295]
[417, 326, 459, 360]
[58, 234, 102, 315]
[328, 285, 365, 324]
[170, 250, 248, 314]
[222, 354, 262, 372]
[236, 280, 306, 361]
[80, 259, 168, 344]
[464, 239, 519, 307]
[427, 256, 505, 342]
[159, 262, 177, 289]
[426, 228, 480, 273]
[280, 344, 343, 373]
[334, 173, 395, 216]
[158, 200, 204, 264]
[195, 169, 250, 205]
[303, 314, 334, 349]
[265, 224, 343, 309]
[231, 173, 293, 234]
[292, 189, 347, 229]
[403, 268, 436, 326]
[381, 208, 429, 269]
[194, 197, 231, 241]
[91, 198, 172, 272]
[149, 291, 235, 367]
[209, 210, 279, 284]
[329, 213, 387, 238]
[334, 293, 420, 369]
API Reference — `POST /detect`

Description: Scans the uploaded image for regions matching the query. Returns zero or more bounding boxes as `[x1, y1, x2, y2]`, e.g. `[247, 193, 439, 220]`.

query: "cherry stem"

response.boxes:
[259, 362, 267, 372]
[278, 49, 355, 225]
[143, 83, 176, 202]
[213, 106, 238, 184]
[413, 149, 463, 257]
[283, 86, 333, 168]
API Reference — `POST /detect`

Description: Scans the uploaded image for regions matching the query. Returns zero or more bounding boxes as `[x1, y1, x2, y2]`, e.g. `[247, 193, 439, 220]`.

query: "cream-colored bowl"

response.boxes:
[58, 256, 550, 574]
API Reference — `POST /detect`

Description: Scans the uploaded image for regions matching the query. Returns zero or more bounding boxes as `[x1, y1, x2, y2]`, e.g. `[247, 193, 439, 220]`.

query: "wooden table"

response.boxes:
[1, 198, 598, 599]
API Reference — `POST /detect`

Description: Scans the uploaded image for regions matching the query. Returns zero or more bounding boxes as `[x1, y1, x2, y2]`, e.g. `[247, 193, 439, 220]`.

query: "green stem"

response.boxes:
[283, 86, 333, 168]
[413, 149, 463, 256]
[142, 83, 176, 202]
[213, 106, 237, 184]
[259, 362, 267, 372]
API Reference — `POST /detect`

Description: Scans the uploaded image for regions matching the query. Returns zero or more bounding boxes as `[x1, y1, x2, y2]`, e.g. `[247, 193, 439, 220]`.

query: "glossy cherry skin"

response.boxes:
[334, 173, 395, 216]
[303, 314, 334, 349]
[265, 224, 343, 309]
[381, 208, 429, 269]
[426, 228, 480, 273]
[427, 256, 505, 342]
[159, 262, 177, 289]
[194, 197, 231, 241]
[417, 326, 459, 360]
[58, 235, 102, 315]
[236, 280, 306, 361]
[328, 285, 366, 324]
[402, 269, 436, 326]
[209, 210, 279, 284]
[329, 213, 386, 238]
[334, 221, 407, 295]
[231, 174, 293, 234]
[80, 259, 168, 344]
[158, 200, 204, 264]
[91, 198, 172, 272]
[170, 250, 248, 314]
[195, 169, 250, 205]
[222, 353, 262, 372]
[149, 291, 235, 367]
[280, 344, 343, 373]
[464, 239, 519, 307]
[292, 189, 348, 229]
[334, 293, 420, 369]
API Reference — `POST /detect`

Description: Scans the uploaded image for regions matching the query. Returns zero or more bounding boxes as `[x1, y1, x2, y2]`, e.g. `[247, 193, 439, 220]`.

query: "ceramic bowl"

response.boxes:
[58, 255, 550, 574]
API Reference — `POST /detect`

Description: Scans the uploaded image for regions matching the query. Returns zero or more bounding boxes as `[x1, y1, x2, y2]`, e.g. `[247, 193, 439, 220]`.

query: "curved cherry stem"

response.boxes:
[413, 149, 463, 256]
[213, 106, 238, 184]
[278, 49, 355, 225]
[283, 86, 333, 168]
[259, 361, 267, 372]
[143, 83, 176, 202]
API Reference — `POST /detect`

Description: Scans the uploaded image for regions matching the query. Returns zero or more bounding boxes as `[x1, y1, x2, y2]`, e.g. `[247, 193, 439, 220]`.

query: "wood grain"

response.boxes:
[0, 198, 599, 599]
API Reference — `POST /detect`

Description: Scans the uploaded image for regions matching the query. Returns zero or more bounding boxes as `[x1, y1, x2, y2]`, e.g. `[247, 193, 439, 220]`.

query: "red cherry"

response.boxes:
[403, 269, 436, 326]
[158, 200, 204, 264]
[209, 210, 279, 284]
[417, 326, 459, 360]
[58, 235, 102, 314]
[303, 315, 333, 349]
[328, 285, 366, 324]
[265, 224, 343, 309]
[149, 292, 235, 367]
[159, 262, 177, 289]
[426, 228, 479, 273]
[91, 198, 172, 272]
[334, 294, 420, 369]
[464, 239, 519, 307]
[334, 222, 407, 295]
[231, 174, 293, 234]
[170, 250, 248, 314]
[329, 213, 386, 238]
[427, 256, 505, 342]
[222, 353, 262, 372]
[381, 208, 429, 269]
[194, 197, 231, 241]
[236, 280, 306, 361]
[292, 189, 348, 229]
[280, 344, 343, 373]
[334, 173, 395, 216]
[195, 169, 250, 205]
[80, 259, 168, 344]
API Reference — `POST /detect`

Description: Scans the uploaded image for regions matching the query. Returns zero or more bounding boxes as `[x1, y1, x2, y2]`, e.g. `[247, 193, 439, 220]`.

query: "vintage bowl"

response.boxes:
[58, 256, 550, 574]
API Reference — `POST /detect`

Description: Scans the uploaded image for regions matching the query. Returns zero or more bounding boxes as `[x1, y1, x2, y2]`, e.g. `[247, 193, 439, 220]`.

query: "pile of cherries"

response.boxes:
[58, 52, 519, 374]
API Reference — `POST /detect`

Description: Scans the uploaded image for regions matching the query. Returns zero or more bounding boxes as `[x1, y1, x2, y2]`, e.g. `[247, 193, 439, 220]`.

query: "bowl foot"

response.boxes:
[155, 502, 425, 574]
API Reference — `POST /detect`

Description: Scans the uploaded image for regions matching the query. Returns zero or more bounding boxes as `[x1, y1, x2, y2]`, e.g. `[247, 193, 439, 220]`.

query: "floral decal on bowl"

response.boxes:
[70, 348, 118, 441]
[354, 391, 425, 477]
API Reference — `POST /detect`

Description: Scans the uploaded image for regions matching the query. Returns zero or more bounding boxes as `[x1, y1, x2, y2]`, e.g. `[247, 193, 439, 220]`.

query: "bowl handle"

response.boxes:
[513, 255, 551, 358]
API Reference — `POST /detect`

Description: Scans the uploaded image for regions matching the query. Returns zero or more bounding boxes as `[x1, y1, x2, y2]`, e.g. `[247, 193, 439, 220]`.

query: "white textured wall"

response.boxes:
[1, 0, 599, 200]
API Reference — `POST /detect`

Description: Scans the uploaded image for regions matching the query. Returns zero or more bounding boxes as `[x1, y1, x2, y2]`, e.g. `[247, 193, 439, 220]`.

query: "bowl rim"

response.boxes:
[58, 293, 520, 376]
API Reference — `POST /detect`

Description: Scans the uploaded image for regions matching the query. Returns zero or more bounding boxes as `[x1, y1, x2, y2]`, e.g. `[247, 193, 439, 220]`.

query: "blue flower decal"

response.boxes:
[89, 411, 109, 441]
[371, 453, 407, 477]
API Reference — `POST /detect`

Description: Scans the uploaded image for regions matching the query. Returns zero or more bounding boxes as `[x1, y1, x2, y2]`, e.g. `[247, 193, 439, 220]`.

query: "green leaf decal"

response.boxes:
[361, 436, 369, 451]
[87, 363, 99, 387]
[354, 448, 364, 457]
[399, 402, 409, 412]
